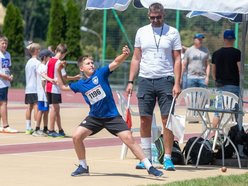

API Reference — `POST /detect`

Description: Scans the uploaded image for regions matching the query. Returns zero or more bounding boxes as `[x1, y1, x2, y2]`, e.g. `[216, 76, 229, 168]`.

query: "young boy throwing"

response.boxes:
[56, 46, 163, 177]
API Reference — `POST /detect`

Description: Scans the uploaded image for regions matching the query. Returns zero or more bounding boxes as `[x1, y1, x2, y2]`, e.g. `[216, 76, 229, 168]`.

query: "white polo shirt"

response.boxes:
[135, 23, 182, 79]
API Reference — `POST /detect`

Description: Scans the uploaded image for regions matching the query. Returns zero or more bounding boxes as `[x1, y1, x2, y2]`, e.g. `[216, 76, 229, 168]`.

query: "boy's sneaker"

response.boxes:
[135, 161, 146, 169]
[1, 126, 18, 133]
[59, 130, 66, 137]
[147, 166, 163, 177]
[71, 165, 89, 176]
[43, 129, 49, 135]
[48, 131, 64, 138]
[32, 130, 47, 137]
[25, 129, 34, 135]
[163, 158, 175, 171]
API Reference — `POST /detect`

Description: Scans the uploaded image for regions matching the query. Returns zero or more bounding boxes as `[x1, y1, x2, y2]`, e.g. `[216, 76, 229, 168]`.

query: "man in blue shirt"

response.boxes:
[56, 46, 163, 177]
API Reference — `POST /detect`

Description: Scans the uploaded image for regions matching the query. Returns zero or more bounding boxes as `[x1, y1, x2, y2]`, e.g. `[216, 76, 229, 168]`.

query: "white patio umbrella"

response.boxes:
[86, 0, 248, 128]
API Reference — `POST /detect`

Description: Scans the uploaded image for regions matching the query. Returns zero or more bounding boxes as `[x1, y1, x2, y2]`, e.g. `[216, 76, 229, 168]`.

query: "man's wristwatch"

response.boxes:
[128, 80, 134, 84]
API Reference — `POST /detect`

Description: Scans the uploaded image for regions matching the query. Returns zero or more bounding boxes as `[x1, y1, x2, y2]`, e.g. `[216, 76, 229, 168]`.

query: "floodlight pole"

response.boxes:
[176, 10, 180, 31]
[235, 23, 239, 48]
[80, 26, 102, 47]
[102, 9, 107, 66]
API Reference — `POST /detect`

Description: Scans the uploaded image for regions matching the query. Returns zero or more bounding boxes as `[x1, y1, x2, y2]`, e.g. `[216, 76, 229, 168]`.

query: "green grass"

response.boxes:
[148, 173, 248, 186]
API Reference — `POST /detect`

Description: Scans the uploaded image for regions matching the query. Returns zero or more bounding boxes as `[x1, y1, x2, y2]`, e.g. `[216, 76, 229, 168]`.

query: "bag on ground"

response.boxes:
[154, 134, 185, 165]
[215, 125, 248, 159]
[183, 137, 213, 165]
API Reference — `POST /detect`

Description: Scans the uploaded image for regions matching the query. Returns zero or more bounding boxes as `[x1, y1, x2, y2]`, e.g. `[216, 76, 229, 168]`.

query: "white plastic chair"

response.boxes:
[212, 91, 239, 151]
[177, 87, 210, 123]
[116, 91, 161, 159]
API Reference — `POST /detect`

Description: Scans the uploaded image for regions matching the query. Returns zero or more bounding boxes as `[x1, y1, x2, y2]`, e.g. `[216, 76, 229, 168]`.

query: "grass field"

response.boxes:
[148, 173, 248, 186]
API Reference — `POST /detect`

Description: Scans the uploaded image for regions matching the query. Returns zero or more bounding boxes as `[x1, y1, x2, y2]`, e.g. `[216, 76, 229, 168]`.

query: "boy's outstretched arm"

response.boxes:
[109, 45, 130, 72]
[57, 61, 71, 91]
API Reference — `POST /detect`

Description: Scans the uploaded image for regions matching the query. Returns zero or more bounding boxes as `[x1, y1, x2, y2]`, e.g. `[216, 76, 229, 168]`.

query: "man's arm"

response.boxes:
[109, 45, 130, 72]
[172, 49, 182, 97]
[211, 63, 216, 81]
[125, 47, 141, 94]
[56, 62, 71, 91]
[237, 61, 241, 75]
[205, 60, 210, 85]
[180, 59, 187, 84]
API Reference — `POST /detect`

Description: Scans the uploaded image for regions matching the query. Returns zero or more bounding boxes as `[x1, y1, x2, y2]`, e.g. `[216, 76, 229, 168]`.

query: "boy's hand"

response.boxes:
[58, 61, 66, 70]
[122, 45, 130, 56]
[51, 79, 57, 84]
[9, 74, 13, 81]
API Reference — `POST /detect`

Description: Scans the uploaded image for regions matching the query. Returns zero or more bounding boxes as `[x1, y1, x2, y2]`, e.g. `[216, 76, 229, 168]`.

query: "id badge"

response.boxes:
[153, 52, 162, 59]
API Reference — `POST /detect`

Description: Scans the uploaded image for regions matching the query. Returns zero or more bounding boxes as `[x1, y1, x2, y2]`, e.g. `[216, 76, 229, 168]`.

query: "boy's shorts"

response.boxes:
[79, 115, 130, 136]
[46, 92, 62, 104]
[0, 87, 8, 101]
[38, 101, 49, 111]
[25, 93, 38, 104]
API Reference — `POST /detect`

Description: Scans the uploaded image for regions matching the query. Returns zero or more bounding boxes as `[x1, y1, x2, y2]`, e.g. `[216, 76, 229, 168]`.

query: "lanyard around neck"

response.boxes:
[152, 25, 164, 52]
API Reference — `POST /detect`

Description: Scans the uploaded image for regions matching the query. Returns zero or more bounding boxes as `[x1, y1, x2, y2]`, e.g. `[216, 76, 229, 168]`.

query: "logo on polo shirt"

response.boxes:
[92, 76, 98, 85]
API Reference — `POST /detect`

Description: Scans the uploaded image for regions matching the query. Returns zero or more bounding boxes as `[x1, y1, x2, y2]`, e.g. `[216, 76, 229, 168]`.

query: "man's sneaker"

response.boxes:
[71, 165, 89, 176]
[25, 129, 34, 135]
[59, 130, 66, 137]
[32, 130, 47, 137]
[0, 126, 3, 133]
[1, 126, 18, 133]
[148, 166, 163, 177]
[135, 161, 146, 169]
[163, 158, 175, 171]
[48, 131, 64, 138]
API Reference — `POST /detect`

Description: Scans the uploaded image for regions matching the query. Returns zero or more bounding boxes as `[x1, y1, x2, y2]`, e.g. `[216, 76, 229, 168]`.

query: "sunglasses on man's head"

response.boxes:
[149, 15, 162, 20]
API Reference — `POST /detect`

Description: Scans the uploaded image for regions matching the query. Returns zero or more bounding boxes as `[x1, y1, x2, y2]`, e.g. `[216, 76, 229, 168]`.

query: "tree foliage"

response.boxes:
[64, 0, 81, 75]
[46, 0, 66, 49]
[2, 0, 51, 41]
[65, 0, 81, 60]
[2, 2, 24, 57]
[2, 2, 25, 87]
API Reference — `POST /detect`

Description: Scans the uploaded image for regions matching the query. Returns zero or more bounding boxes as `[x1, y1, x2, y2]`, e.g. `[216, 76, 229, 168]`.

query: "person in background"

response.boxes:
[181, 46, 188, 89]
[46, 43, 80, 138]
[126, 3, 182, 171]
[0, 35, 17, 133]
[211, 29, 241, 127]
[24, 43, 40, 135]
[32, 49, 55, 137]
[211, 29, 240, 96]
[181, 33, 210, 88]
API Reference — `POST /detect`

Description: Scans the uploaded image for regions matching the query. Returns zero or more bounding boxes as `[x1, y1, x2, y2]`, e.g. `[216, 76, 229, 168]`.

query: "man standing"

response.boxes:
[181, 33, 210, 88]
[211, 29, 240, 96]
[126, 3, 182, 171]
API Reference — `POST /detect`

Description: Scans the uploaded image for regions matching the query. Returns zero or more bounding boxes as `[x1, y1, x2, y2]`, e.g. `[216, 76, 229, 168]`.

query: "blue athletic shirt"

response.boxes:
[69, 65, 119, 118]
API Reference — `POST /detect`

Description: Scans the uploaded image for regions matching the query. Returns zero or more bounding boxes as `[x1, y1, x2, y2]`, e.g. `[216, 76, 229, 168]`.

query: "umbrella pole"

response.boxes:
[238, 14, 248, 130]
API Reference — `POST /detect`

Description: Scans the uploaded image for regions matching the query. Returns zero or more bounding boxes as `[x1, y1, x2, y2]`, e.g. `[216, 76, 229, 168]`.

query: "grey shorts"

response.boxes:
[137, 76, 174, 116]
[79, 115, 130, 136]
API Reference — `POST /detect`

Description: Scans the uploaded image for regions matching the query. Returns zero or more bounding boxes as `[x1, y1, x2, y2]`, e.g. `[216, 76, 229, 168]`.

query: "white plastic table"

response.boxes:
[186, 107, 242, 168]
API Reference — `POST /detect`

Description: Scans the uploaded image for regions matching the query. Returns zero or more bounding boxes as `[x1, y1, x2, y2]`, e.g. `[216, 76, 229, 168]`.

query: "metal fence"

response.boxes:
[9, 58, 248, 90]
